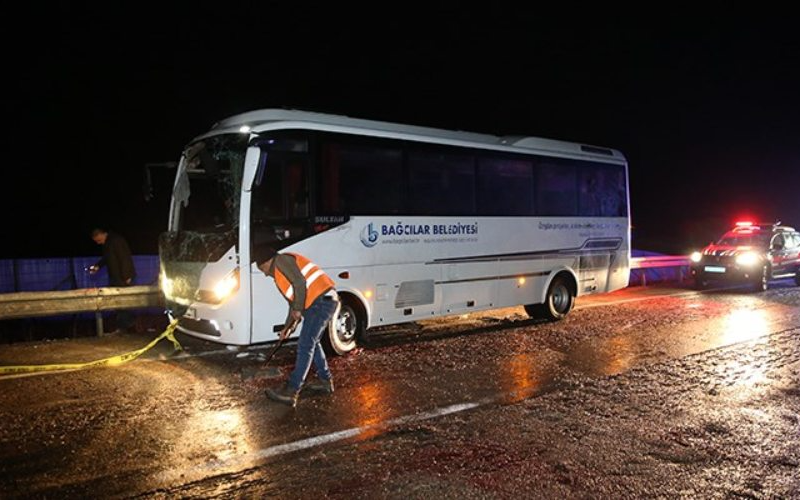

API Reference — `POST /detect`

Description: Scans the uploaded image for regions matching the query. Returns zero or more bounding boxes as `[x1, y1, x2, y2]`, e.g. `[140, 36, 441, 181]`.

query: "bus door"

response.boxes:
[249, 135, 311, 343]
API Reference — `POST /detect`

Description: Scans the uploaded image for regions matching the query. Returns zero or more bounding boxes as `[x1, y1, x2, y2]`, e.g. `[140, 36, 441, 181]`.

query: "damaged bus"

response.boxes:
[159, 109, 631, 354]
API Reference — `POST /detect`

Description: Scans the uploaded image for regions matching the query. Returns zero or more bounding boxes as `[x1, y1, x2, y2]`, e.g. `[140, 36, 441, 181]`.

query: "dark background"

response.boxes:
[5, 4, 798, 259]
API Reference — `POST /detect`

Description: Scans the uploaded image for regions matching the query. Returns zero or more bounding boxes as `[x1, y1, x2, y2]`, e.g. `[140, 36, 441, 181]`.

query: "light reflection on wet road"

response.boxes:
[1, 280, 799, 497]
[721, 307, 771, 345]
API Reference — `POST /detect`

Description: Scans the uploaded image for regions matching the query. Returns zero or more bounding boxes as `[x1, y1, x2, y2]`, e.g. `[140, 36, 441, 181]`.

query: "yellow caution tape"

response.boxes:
[0, 321, 182, 376]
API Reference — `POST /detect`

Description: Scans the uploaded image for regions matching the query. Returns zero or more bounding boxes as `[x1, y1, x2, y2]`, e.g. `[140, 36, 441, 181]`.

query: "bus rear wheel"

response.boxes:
[524, 275, 575, 321]
[324, 298, 363, 355]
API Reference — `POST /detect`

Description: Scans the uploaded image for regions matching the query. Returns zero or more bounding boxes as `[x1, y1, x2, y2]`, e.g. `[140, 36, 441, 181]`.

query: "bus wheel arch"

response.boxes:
[524, 270, 577, 321]
[324, 292, 367, 356]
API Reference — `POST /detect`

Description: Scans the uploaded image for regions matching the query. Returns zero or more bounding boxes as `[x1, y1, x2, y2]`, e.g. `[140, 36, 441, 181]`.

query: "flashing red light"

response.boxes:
[735, 221, 753, 227]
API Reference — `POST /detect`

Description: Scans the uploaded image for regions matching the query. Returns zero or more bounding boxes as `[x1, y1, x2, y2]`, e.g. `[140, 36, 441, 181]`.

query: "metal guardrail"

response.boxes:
[0, 286, 163, 335]
[0, 255, 690, 333]
[630, 255, 690, 286]
[630, 255, 690, 268]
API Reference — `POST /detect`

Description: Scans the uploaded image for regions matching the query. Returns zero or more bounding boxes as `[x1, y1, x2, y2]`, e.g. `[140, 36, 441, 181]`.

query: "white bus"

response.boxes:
[159, 109, 630, 354]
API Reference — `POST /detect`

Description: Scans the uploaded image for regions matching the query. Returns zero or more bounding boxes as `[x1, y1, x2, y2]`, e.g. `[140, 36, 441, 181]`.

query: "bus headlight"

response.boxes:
[690, 251, 702, 263]
[160, 272, 175, 299]
[735, 251, 759, 267]
[213, 269, 240, 302]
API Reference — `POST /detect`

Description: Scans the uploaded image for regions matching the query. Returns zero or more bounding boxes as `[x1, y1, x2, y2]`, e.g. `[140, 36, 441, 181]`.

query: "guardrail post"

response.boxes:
[95, 311, 104, 336]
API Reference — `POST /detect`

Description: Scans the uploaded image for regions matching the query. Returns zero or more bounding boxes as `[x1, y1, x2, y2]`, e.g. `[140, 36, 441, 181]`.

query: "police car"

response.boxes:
[690, 221, 800, 291]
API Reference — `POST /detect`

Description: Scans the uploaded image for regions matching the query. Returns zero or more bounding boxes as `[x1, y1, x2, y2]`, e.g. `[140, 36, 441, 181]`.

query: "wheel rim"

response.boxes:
[334, 306, 357, 343]
[551, 283, 571, 313]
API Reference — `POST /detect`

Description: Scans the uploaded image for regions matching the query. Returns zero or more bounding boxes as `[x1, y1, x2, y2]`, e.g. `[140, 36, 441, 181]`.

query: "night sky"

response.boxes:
[6, 4, 799, 259]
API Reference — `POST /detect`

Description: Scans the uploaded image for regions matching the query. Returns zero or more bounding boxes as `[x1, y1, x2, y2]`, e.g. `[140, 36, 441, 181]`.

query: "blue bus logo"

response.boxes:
[360, 223, 379, 247]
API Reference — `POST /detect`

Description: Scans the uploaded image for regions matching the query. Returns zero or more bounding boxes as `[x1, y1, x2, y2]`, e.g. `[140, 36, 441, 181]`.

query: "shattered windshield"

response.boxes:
[160, 133, 247, 267]
[177, 133, 248, 232]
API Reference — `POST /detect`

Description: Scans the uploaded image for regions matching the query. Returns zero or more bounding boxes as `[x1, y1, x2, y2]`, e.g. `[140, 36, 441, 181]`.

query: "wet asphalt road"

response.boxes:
[1, 281, 799, 498]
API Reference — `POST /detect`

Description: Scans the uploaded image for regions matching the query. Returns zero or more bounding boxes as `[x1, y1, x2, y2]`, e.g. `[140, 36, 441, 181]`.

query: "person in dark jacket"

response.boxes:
[89, 228, 137, 332]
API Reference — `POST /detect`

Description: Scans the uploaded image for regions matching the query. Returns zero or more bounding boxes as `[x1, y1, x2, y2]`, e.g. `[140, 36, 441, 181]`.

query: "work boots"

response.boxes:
[265, 383, 300, 407]
[305, 377, 335, 395]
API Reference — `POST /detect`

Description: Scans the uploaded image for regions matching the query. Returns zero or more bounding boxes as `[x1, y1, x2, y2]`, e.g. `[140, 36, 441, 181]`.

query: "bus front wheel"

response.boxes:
[324, 298, 363, 355]
[524, 275, 575, 321]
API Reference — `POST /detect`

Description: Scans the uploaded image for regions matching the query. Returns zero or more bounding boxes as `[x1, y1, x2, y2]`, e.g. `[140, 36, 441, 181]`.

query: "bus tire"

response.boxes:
[524, 274, 575, 321]
[324, 297, 363, 356]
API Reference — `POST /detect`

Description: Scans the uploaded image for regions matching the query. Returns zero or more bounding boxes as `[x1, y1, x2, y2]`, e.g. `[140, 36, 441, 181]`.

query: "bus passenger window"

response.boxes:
[251, 155, 308, 221]
[579, 165, 627, 217]
[319, 142, 403, 215]
[477, 157, 534, 216]
[252, 159, 284, 219]
[286, 161, 308, 218]
[537, 161, 577, 216]
[408, 150, 475, 215]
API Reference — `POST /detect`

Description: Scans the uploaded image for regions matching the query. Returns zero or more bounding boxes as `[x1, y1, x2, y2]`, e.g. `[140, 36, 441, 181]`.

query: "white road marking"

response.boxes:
[157, 399, 487, 485]
[163, 324, 800, 488]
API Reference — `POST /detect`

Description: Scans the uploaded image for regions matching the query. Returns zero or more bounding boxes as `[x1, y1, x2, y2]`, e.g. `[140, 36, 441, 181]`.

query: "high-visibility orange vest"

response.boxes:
[274, 253, 335, 309]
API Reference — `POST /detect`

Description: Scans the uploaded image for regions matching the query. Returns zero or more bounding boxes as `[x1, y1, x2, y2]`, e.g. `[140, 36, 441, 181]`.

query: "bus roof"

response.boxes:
[197, 108, 627, 163]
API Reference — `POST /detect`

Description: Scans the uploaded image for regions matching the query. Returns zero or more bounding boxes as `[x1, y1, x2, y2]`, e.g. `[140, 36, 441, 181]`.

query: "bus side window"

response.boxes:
[319, 141, 403, 216]
[477, 157, 534, 216]
[408, 150, 475, 215]
[251, 155, 308, 219]
[537, 161, 577, 216]
[251, 157, 284, 219]
[286, 160, 308, 218]
[578, 168, 603, 216]
[602, 166, 627, 217]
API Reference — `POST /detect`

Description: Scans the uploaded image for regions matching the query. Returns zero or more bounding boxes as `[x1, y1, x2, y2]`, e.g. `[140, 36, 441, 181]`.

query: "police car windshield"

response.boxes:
[716, 233, 770, 247]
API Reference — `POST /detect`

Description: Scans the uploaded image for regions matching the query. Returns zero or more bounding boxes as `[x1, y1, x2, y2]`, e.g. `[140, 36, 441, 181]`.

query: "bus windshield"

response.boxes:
[159, 133, 247, 266]
[177, 133, 248, 232]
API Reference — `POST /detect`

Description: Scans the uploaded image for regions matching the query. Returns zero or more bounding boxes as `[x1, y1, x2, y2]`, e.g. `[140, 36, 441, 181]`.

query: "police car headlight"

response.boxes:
[213, 269, 240, 302]
[735, 251, 759, 267]
[690, 251, 703, 263]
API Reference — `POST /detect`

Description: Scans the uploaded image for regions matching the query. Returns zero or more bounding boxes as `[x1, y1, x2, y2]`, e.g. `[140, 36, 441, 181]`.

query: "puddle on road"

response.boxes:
[165, 378, 256, 470]
[499, 353, 551, 403]
[565, 335, 637, 377]
[719, 308, 772, 345]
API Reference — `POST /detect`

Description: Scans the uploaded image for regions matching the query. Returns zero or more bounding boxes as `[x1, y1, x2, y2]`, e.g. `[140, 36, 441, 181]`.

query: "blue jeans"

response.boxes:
[288, 295, 338, 392]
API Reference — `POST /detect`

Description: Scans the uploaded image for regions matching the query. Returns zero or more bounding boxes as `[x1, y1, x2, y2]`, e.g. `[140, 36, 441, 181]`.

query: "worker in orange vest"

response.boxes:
[254, 244, 339, 407]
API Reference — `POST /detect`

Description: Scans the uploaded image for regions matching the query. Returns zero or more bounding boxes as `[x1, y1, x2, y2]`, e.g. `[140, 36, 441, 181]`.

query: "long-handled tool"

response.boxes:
[261, 317, 301, 367]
